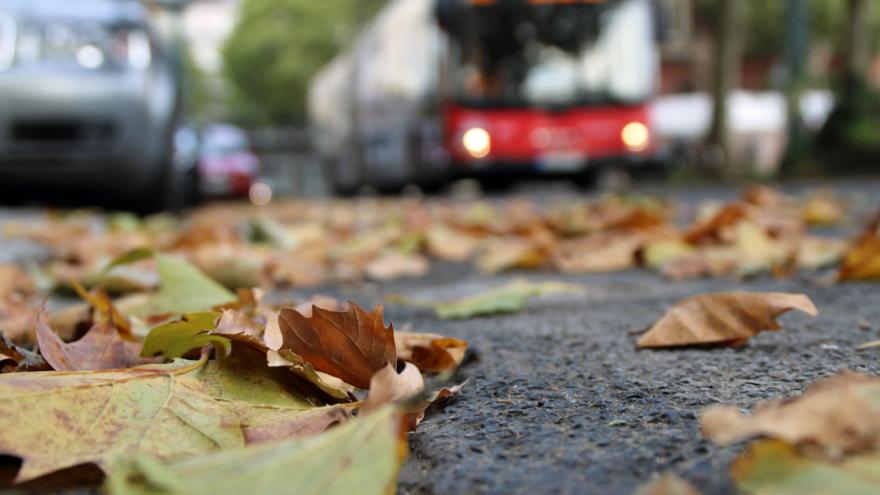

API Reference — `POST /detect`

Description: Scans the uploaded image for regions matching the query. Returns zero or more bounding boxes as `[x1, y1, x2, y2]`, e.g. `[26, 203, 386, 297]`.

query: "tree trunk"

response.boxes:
[705, 0, 743, 173]
[844, 0, 870, 84]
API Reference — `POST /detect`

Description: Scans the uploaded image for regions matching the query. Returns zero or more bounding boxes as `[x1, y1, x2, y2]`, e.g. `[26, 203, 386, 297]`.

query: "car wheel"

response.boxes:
[137, 154, 199, 214]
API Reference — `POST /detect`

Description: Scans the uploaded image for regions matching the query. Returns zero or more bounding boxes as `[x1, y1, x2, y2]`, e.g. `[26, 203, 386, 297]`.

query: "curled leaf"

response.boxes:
[0, 332, 47, 373]
[637, 292, 818, 348]
[361, 362, 424, 415]
[701, 372, 880, 456]
[35, 308, 149, 371]
[276, 304, 396, 389]
[395, 332, 467, 373]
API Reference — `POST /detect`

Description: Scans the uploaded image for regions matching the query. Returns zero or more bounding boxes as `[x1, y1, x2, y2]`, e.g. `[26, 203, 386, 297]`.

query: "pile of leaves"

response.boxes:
[1, 185, 875, 339]
[0, 254, 467, 494]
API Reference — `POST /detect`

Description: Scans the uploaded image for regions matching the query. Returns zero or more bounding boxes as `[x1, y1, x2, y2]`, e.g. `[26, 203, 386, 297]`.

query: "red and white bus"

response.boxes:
[309, 0, 664, 194]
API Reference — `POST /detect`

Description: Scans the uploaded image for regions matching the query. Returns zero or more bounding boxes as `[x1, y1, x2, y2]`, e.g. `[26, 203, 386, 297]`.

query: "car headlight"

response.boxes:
[462, 127, 491, 159]
[621, 122, 650, 152]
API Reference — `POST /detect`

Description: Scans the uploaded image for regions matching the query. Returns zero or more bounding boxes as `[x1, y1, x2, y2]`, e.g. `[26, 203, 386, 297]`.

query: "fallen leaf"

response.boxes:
[634, 473, 702, 495]
[553, 231, 645, 273]
[361, 363, 424, 415]
[642, 239, 696, 269]
[637, 292, 818, 348]
[733, 222, 794, 276]
[684, 202, 748, 244]
[701, 372, 880, 456]
[796, 236, 847, 271]
[730, 439, 880, 495]
[140, 312, 230, 359]
[476, 236, 550, 273]
[275, 304, 396, 389]
[0, 264, 34, 301]
[395, 332, 467, 373]
[838, 232, 880, 281]
[364, 251, 429, 280]
[802, 189, 847, 226]
[416, 279, 583, 320]
[0, 348, 330, 482]
[292, 295, 347, 318]
[35, 308, 148, 371]
[658, 247, 739, 280]
[211, 309, 266, 349]
[0, 332, 47, 373]
[131, 254, 237, 318]
[425, 224, 480, 261]
[105, 406, 403, 495]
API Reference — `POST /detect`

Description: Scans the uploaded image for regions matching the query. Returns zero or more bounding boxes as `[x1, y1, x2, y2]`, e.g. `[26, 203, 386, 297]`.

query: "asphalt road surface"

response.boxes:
[2, 178, 880, 495]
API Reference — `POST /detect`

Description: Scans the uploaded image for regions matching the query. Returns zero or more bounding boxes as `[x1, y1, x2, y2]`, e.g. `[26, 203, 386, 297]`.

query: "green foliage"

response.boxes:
[694, 0, 880, 58]
[222, 0, 384, 126]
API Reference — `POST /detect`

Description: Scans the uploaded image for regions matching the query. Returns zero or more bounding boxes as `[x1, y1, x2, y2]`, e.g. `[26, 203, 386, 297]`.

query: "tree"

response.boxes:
[704, 0, 743, 172]
[222, 0, 384, 126]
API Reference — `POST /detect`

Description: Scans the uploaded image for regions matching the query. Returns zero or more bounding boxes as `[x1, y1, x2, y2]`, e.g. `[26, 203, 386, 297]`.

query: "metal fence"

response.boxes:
[248, 127, 327, 198]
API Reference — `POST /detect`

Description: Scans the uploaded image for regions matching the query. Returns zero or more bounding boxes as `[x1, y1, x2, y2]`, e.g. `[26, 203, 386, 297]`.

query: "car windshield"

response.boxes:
[451, 0, 657, 108]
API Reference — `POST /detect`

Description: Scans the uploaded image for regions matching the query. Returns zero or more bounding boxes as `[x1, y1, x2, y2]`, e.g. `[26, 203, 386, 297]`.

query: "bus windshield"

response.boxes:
[450, 0, 657, 108]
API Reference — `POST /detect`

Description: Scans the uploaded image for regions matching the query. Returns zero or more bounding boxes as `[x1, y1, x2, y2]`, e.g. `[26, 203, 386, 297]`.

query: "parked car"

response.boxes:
[198, 124, 260, 198]
[0, 0, 192, 210]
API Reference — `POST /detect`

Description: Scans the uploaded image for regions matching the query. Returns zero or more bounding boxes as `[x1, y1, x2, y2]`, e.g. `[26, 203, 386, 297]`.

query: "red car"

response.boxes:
[198, 124, 261, 198]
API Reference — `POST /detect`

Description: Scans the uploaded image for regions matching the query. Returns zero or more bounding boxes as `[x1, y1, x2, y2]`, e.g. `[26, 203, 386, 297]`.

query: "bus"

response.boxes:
[308, 0, 665, 194]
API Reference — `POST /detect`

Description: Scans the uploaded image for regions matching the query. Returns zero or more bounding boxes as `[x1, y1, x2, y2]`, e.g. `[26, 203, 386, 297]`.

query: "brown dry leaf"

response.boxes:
[425, 224, 481, 261]
[796, 236, 847, 271]
[275, 303, 396, 389]
[395, 332, 468, 373]
[634, 473, 702, 495]
[658, 247, 739, 280]
[476, 236, 549, 273]
[553, 231, 644, 273]
[0, 264, 34, 301]
[361, 362, 424, 415]
[603, 206, 669, 232]
[802, 189, 847, 226]
[0, 332, 48, 373]
[362, 363, 465, 430]
[838, 231, 880, 281]
[742, 184, 791, 208]
[364, 252, 429, 281]
[211, 309, 266, 350]
[637, 292, 818, 348]
[683, 202, 748, 244]
[701, 372, 880, 456]
[35, 308, 148, 371]
[264, 256, 328, 287]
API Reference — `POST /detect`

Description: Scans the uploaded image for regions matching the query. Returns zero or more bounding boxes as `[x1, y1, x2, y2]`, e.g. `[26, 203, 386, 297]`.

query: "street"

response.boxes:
[2, 178, 879, 494]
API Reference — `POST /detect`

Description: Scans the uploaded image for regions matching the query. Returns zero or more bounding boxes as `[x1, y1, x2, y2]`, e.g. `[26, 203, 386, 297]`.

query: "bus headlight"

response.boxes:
[621, 122, 650, 152]
[462, 127, 491, 158]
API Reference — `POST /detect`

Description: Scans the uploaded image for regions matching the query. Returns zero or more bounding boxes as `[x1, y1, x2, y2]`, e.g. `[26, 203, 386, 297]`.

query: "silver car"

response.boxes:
[0, 0, 189, 210]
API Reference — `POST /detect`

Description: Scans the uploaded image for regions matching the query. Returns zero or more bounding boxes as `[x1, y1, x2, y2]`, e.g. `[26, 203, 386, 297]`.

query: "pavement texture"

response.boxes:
[2, 179, 880, 494]
[341, 265, 880, 495]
